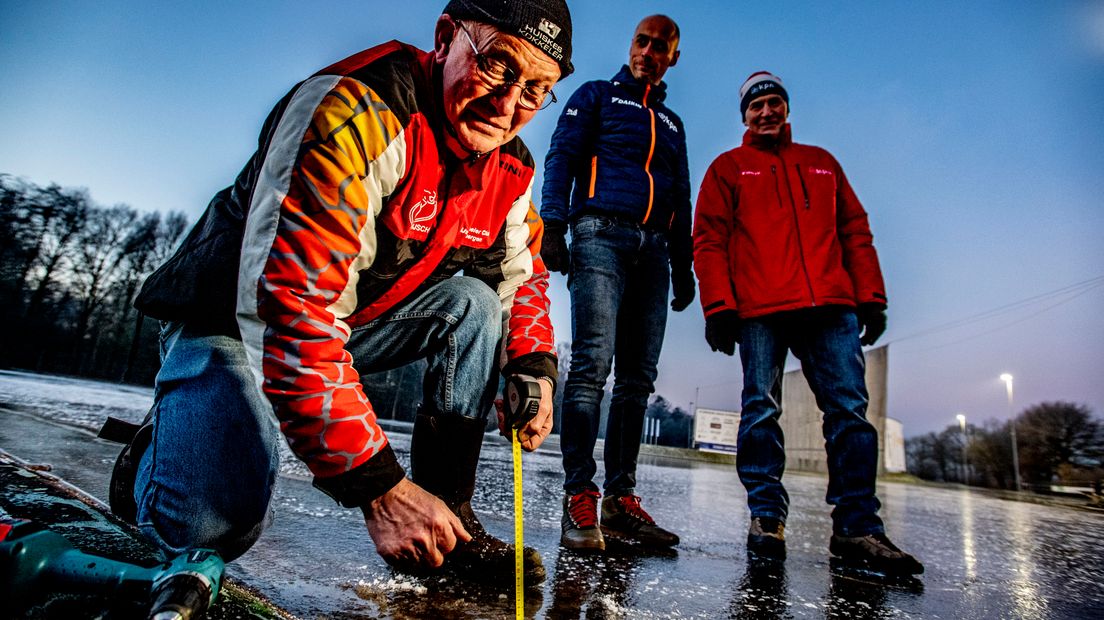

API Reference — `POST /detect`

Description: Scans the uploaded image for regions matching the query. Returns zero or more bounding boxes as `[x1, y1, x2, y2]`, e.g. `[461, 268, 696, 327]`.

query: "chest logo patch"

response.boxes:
[408, 189, 438, 234]
[656, 111, 678, 133]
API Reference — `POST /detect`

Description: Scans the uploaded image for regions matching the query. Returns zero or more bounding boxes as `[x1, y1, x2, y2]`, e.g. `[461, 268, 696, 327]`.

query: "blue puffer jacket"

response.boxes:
[541, 65, 692, 268]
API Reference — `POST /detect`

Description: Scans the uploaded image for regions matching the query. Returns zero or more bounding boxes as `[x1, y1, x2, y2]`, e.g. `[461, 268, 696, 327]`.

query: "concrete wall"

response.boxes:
[883, 417, 906, 473]
[779, 345, 888, 474]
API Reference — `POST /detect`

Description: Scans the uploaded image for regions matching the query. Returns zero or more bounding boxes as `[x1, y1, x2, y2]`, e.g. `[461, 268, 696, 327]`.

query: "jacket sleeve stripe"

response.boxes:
[238, 75, 408, 478]
[499, 183, 556, 369]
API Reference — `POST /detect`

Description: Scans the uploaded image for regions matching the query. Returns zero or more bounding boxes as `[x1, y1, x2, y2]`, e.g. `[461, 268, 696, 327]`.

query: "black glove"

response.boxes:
[670, 268, 696, 312]
[857, 303, 887, 346]
[705, 310, 742, 356]
[541, 222, 569, 274]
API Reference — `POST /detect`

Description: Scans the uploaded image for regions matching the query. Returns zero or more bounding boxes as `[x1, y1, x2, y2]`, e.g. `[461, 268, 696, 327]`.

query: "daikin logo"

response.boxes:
[611, 96, 642, 109]
[408, 189, 438, 233]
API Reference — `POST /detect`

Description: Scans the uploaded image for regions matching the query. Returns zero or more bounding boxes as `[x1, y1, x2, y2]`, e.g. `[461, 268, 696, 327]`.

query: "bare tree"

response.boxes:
[22, 184, 90, 320]
[1017, 401, 1103, 485]
[907, 431, 951, 481]
[113, 211, 188, 319]
[0, 175, 36, 311]
[67, 204, 137, 368]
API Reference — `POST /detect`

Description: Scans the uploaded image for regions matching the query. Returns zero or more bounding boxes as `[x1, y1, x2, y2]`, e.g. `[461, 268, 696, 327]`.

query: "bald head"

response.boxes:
[628, 14, 681, 85]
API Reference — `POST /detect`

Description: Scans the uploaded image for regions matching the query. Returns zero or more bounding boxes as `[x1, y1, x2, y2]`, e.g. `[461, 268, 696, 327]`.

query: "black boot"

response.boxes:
[410, 413, 545, 584]
[98, 412, 153, 524]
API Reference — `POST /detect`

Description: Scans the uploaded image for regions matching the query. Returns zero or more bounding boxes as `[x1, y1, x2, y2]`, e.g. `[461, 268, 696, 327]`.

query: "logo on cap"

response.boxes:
[538, 18, 561, 39]
[750, 82, 776, 97]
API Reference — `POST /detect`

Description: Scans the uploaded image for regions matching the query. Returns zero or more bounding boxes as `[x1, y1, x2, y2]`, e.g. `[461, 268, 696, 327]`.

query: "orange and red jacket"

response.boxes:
[136, 42, 557, 506]
[693, 124, 886, 320]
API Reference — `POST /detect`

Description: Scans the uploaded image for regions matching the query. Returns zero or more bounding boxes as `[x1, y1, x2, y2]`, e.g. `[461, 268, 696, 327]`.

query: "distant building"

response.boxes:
[883, 417, 906, 473]
[776, 345, 890, 475]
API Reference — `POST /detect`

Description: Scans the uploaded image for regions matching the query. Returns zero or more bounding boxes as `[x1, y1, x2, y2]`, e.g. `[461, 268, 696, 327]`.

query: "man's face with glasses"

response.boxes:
[435, 17, 561, 155]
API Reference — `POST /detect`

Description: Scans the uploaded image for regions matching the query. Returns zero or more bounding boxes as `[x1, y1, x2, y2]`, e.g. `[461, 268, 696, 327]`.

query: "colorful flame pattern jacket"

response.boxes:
[135, 42, 557, 506]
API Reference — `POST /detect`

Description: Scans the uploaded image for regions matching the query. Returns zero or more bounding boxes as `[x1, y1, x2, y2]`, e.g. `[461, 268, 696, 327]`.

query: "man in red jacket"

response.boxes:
[104, 0, 570, 586]
[693, 71, 922, 575]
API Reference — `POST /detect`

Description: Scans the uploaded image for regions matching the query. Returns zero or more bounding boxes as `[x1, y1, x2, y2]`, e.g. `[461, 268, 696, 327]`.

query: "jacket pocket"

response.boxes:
[571, 214, 613, 238]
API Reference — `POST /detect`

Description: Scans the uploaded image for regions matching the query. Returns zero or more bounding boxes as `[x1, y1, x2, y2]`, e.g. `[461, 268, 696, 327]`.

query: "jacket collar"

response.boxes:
[611, 65, 667, 104]
[416, 48, 493, 189]
[742, 122, 793, 152]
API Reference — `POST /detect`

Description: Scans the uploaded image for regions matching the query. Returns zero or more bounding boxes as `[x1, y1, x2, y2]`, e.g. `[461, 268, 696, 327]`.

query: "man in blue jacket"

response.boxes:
[541, 14, 693, 551]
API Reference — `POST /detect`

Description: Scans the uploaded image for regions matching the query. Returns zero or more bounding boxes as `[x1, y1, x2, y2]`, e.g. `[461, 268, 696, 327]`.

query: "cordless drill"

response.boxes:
[0, 519, 223, 619]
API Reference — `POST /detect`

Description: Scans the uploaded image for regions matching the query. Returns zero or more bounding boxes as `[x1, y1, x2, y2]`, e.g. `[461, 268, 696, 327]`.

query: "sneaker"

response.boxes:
[444, 501, 546, 584]
[829, 532, 924, 575]
[747, 517, 786, 560]
[561, 490, 605, 551]
[600, 494, 679, 548]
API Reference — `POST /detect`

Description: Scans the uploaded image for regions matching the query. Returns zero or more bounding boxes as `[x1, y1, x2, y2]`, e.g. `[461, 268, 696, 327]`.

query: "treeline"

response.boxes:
[906, 401, 1104, 491]
[0, 175, 453, 422]
[0, 174, 696, 436]
[0, 175, 188, 384]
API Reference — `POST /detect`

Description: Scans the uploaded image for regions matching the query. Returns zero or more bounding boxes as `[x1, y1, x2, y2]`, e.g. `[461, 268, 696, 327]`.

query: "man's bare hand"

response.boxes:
[496, 377, 554, 451]
[361, 477, 470, 569]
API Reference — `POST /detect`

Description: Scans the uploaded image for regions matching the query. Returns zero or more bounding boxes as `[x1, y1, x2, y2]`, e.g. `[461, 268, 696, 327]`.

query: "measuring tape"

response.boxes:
[512, 430, 524, 619]
[504, 375, 541, 620]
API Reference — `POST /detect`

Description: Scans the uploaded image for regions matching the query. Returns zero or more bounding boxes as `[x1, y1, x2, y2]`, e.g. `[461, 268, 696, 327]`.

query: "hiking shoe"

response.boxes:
[561, 490, 605, 551]
[443, 501, 545, 584]
[747, 517, 786, 560]
[829, 532, 924, 575]
[600, 494, 679, 548]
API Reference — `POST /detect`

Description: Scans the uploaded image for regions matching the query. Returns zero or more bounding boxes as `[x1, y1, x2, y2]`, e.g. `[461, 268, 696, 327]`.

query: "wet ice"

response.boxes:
[2, 369, 1103, 618]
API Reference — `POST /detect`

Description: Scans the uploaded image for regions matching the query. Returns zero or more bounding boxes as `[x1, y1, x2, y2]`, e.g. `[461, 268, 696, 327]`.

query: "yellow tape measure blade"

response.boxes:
[513, 431, 524, 619]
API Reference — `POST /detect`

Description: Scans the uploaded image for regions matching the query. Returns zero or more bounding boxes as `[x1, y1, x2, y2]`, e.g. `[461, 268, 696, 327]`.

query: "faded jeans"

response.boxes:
[737, 306, 884, 537]
[134, 276, 501, 560]
[560, 215, 670, 496]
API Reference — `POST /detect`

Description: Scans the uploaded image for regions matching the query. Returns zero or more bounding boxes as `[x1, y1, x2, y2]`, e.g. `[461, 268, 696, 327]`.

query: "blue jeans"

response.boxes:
[737, 307, 884, 537]
[560, 215, 670, 495]
[135, 276, 501, 560]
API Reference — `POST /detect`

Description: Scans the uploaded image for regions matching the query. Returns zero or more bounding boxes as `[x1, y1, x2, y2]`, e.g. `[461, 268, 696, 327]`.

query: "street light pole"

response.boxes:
[956, 413, 968, 485]
[689, 385, 700, 449]
[1000, 373, 1022, 492]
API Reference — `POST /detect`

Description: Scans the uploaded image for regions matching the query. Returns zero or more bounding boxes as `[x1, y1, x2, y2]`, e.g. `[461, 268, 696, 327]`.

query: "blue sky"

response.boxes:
[1, 1, 1101, 436]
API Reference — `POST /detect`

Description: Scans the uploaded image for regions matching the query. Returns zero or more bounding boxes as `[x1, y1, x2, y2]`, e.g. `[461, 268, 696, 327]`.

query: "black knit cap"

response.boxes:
[443, 0, 574, 78]
[739, 71, 789, 120]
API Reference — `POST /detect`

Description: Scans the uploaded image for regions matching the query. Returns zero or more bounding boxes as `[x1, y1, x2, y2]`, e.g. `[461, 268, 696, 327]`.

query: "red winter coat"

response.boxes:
[693, 124, 886, 319]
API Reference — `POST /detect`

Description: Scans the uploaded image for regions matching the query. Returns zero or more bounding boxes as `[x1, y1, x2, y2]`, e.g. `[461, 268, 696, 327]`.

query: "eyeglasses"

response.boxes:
[457, 22, 557, 111]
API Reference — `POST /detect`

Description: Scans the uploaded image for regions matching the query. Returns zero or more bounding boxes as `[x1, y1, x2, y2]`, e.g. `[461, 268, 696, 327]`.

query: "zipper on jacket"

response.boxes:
[588, 155, 598, 198]
[771, 165, 782, 208]
[640, 83, 656, 226]
[778, 156, 817, 305]
[795, 164, 810, 210]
